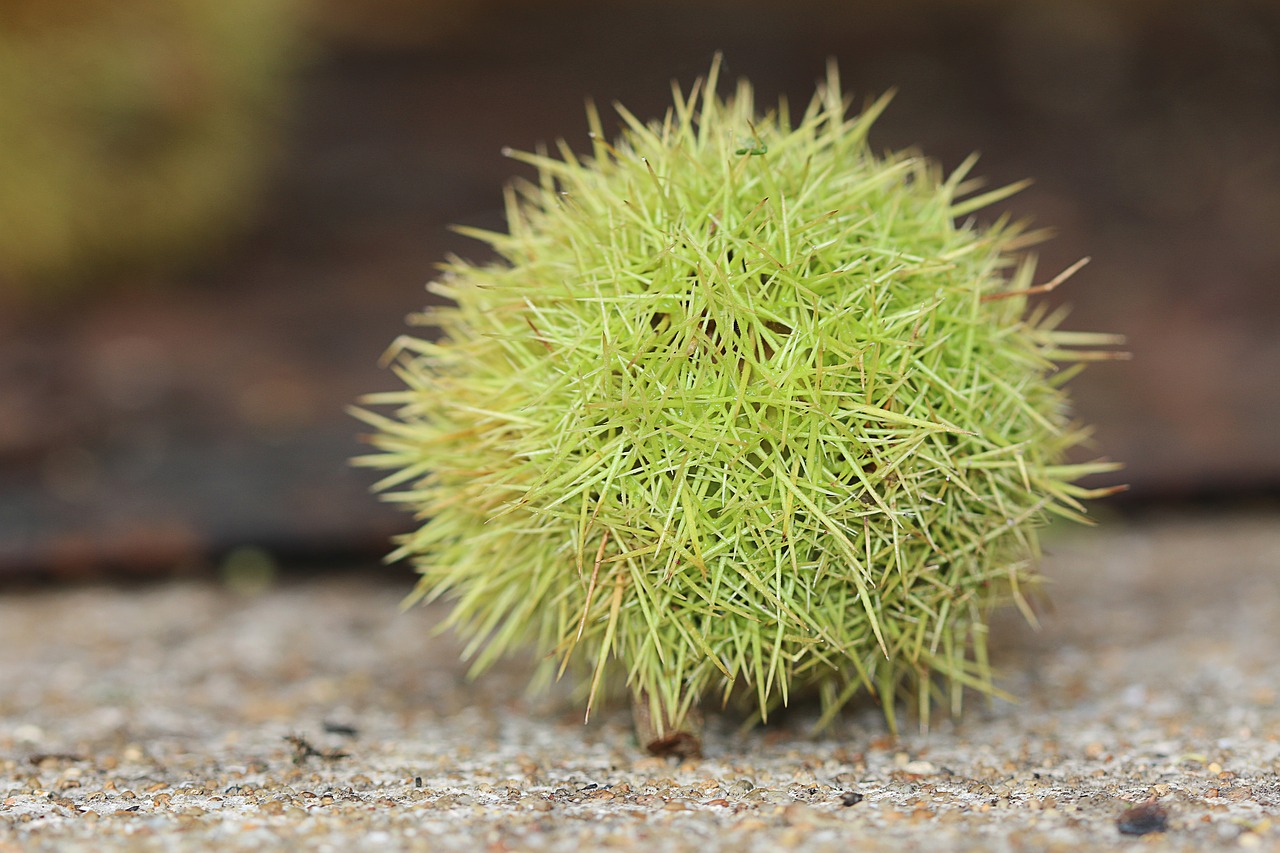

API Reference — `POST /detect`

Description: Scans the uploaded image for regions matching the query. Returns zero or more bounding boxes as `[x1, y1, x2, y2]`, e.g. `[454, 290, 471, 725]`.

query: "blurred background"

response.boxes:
[2, 0, 1278, 581]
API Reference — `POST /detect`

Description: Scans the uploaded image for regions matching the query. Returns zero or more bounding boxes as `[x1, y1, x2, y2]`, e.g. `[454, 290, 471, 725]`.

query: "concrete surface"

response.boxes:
[1, 512, 1278, 851]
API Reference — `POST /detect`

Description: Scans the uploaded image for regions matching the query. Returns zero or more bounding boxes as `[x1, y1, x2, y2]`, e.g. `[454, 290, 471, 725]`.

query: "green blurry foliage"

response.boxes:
[0, 0, 300, 298]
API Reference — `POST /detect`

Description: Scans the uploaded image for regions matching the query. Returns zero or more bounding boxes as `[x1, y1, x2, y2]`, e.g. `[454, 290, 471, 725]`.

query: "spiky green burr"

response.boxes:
[356, 58, 1122, 744]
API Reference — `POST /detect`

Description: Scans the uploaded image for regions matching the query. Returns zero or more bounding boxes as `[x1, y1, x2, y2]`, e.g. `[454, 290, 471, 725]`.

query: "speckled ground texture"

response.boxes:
[2, 512, 1278, 852]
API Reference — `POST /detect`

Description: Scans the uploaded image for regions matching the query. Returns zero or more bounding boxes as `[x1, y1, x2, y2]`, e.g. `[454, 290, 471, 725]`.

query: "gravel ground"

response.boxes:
[1, 512, 1278, 851]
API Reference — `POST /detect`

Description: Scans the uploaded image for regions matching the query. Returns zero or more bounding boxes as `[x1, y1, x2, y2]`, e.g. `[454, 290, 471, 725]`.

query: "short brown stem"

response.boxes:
[631, 691, 703, 758]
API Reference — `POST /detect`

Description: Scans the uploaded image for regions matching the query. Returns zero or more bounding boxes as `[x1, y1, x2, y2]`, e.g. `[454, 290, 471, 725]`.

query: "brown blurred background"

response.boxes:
[2, 0, 1278, 579]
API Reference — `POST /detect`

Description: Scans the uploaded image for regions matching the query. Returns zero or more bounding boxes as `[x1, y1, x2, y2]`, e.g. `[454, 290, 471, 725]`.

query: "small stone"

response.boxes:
[519, 796, 552, 812]
[1117, 800, 1168, 836]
